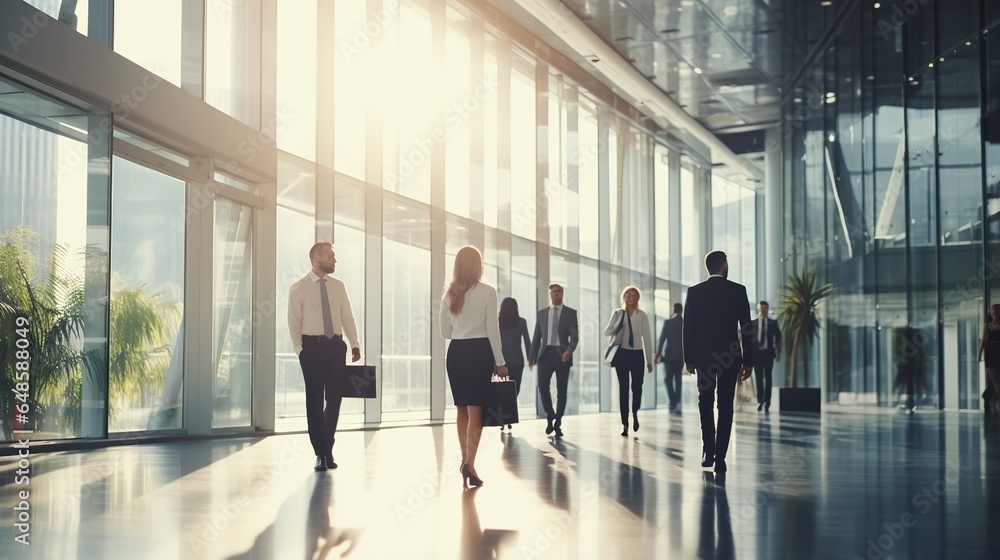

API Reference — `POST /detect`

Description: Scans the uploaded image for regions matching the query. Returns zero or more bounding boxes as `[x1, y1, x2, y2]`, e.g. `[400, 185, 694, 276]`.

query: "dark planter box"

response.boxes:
[779, 387, 821, 413]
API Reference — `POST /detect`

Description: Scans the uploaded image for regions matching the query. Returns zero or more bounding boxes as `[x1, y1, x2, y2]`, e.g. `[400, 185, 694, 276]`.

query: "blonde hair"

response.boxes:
[446, 246, 483, 315]
[620, 285, 640, 308]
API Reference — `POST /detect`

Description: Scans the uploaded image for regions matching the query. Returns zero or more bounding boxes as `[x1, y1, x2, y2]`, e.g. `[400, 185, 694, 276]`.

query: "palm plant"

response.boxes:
[778, 267, 834, 388]
[0, 228, 178, 438]
[107, 278, 180, 430]
[0, 228, 97, 440]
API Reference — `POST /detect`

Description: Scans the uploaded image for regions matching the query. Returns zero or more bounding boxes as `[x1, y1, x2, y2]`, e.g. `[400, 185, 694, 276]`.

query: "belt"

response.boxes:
[302, 334, 343, 342]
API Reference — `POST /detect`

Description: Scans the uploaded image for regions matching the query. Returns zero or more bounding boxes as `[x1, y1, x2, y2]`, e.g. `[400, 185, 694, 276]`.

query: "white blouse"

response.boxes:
[440, 282, 505, 366]
[604, 308, 654, 366]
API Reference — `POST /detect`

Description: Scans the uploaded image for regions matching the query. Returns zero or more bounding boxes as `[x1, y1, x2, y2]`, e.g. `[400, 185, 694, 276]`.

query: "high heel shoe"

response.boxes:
[461, 463, 484, 487]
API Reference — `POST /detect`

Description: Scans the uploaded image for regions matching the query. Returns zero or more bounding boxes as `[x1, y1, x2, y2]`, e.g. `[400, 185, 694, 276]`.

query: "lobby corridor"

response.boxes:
[1, 408, 997, 559]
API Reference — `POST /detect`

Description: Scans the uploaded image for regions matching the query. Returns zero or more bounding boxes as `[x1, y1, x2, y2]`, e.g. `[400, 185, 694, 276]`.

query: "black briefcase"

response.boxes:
[483, 378, 519, 426]
[333, 365, 377, 398]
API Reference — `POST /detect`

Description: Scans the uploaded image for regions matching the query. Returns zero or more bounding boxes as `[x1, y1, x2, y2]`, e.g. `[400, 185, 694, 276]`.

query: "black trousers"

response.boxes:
[614, 349, 645, 425]
[754, 349, 775, 405]
[664, 360, 684, 408]
[299, 336, 346, 458]
[697, 365, 739, 461]
[537, 347, 571, 420]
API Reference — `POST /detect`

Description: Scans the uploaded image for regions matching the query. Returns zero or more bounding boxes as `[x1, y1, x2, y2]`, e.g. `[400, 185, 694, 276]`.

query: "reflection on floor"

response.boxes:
[1, 407, 998, 559]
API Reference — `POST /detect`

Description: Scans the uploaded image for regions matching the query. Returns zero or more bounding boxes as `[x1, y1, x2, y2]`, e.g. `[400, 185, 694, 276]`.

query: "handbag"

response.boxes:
[333, 365, 377, 398]
[483, 375, 519, 426]
[602, 309, 627, 367]
[736, 372, 756, 404]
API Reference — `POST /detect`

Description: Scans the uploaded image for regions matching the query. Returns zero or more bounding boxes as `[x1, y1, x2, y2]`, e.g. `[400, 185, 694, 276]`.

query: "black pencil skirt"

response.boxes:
[446, 337, 495, 406]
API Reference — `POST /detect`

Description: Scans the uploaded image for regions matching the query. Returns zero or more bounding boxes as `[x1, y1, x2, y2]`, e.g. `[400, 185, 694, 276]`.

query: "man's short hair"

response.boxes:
[309, 241, 333, 261]
[673, 303, 683, 314]
[760, 300, 770, 308]
[548, 283, 563, 291]
[704, 250, 727, 273]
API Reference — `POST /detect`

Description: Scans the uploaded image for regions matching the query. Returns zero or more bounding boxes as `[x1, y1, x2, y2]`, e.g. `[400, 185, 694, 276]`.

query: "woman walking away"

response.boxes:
[499, 297, 531, 431]
[440, 246, 508, 487]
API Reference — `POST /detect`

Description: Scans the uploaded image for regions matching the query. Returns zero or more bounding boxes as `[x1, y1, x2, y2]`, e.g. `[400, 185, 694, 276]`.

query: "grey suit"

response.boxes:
[657, 314, 684, 409]
[529, 305, 579, 420]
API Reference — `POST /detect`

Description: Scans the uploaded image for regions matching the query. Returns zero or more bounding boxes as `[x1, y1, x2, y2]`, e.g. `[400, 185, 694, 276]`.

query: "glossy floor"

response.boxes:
[1, 407, 998, 559]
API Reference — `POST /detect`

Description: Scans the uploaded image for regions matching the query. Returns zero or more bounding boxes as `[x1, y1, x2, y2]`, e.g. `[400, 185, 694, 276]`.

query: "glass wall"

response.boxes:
[783, 0, 1000, 409]
[0, 72, 110, 441]
[109, 156, 185, 433]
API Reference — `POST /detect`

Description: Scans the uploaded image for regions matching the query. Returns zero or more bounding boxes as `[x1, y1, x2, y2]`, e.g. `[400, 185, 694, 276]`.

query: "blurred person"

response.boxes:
[655, 303, 685, 413]
[528, 283, 579, 438]
[751, 301, 781, 412]
[440, 246, 508, 487]
[605, 286, 654, 436]
[978, 303, 1000, 414]
[498, 297, 531, 431]
[287, 242, 362, 472]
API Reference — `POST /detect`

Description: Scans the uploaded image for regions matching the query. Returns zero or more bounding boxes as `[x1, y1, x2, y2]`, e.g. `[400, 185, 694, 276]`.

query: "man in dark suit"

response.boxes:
[529, 283, 579, 437]
[751, 301, 781, 412]
[655, 303, 685, 413]
[683, 251, 753, 474]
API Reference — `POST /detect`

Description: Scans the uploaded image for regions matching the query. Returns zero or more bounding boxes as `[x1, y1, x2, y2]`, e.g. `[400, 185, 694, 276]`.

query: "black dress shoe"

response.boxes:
[757, 403, 763, 411]
[325, 455, 338, 469]
[314, 456, 328, 472]
[553, 418, 563, 437]
[621, 425, 628, 437]
[714, 459, 727, 473]
[764, 403, 770, 413]
[545, 418, 554, 434]
[633, 414, 639, 432]
[701, 452, 714, 468]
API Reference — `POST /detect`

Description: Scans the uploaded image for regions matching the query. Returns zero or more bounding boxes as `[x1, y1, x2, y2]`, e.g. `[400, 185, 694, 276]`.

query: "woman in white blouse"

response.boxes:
[604, 285, 654, 437]
[440, 246, 508, 487]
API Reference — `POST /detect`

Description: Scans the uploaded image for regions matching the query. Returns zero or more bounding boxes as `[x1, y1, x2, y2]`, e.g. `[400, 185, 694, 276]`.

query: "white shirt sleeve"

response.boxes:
[485, 287, 505, 367]
[339, 281, 361, 351]
[439, 295, 454, 340]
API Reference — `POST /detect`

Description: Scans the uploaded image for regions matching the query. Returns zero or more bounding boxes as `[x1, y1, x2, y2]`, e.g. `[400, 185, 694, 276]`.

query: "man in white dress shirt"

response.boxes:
[288, 242, 361, 471]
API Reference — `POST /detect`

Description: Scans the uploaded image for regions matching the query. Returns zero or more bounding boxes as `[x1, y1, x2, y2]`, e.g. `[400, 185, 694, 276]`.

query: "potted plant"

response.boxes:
[777, 267, 833, 413]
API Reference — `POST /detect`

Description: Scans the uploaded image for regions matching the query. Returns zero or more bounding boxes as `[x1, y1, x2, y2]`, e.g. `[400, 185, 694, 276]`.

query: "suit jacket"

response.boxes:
[749, 317, 781, 355]
[529, 305, 579, 366]
[683, 277, 753, 371]
[657, 315, 684, 363]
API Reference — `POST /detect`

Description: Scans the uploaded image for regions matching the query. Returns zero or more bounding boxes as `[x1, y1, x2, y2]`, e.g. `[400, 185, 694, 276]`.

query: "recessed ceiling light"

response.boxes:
[821, 1, 832, 6]
[866, 75, 875, 80]
[874, 2, 881, 7]
[826, 91, 836, 97]
[829, 134, 836, 142]
[908, 76, 914, 81]
[966, 41, 972, 46]
[711, 52, 723, 59]
[928, 62, 934, 67]
[939, 57, 945, 61]
[693, 67, 703, 74]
